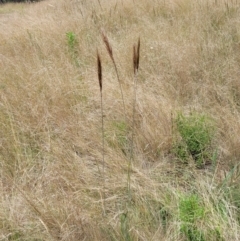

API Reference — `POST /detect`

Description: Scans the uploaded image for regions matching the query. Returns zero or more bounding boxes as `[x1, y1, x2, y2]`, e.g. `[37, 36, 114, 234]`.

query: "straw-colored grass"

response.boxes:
[1, 0, 240, 240]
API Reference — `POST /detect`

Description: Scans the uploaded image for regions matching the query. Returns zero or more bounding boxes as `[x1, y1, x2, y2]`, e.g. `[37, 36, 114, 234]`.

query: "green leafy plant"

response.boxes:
[174, 112, 214, 167]
[179, 194, 205, 241]
[66, 31, 79, 66]
[179, 194, 204, 224]
[66, 31, 77, 51]
[179, 193, 225, 240]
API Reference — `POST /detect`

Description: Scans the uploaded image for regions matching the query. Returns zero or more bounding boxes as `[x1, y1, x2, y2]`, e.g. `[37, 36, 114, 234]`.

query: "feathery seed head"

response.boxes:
[101, 30, 114, 62]
[133, 38, 140, 74]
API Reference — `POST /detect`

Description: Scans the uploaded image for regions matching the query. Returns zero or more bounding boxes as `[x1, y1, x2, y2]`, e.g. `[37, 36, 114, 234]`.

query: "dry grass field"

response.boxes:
[1, 0, 240, 240]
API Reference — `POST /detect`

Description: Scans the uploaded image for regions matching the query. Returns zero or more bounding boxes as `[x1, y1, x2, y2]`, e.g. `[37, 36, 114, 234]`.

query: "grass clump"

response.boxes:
[174, 112, 214, 168]
[179, 194, 205, 224]
[179, 194, 205, 241]
[179, 193, 226, 241]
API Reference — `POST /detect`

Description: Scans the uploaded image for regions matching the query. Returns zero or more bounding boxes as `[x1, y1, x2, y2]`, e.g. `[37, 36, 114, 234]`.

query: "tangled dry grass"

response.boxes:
[1, 0, 240, 240]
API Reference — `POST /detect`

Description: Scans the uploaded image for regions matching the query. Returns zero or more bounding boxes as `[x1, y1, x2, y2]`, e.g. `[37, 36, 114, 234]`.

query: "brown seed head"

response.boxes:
[136, 37, 140, 71]
[133, 44, 137, 74]
[97, 50, 102, 91]
[133, 38, 140, 74]
[101, 30, 114, 62]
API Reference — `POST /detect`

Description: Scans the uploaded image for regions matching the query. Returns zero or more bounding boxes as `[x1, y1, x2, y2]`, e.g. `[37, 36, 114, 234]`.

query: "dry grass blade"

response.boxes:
[97, 50, 102, 92]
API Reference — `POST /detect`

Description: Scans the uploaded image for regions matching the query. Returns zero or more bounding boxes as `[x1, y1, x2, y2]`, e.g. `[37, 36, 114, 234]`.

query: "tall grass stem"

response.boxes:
[128, 38, 140, 198]
[97, 50, 106, 216]
[101, 30, 127, 122]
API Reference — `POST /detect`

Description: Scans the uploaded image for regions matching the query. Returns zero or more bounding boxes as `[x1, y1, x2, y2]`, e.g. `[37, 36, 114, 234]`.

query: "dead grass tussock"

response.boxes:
[1, 0, 240, 240]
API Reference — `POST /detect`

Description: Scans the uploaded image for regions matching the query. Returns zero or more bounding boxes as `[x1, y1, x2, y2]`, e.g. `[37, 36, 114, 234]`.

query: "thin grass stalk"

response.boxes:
[97, 50, 106, 216]
[128, 38, 140, 198]
[97, 0, 103, 10]
[101, 31, 127, 122]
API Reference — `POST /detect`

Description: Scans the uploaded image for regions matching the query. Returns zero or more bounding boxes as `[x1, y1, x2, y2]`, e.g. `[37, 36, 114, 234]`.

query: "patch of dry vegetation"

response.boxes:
[1, 0, 240, 240]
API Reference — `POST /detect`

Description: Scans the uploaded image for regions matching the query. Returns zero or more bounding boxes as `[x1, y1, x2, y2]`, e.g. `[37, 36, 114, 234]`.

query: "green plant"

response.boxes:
[66, 31, 77, 51]
[66, 31, 79, 66]
[179, 194, 204, 224]
[181, 226, 205, 241]
[179, 194, 205, 241]
[174, 112, 214, 167]
[120, 213, 133, 241]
